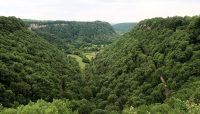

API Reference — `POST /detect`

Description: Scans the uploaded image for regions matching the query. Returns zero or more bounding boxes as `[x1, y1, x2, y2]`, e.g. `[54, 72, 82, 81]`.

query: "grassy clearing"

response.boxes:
[68, 48, 103, 72]
[68, 54, 86, 71]
[83, 52, 96, 60]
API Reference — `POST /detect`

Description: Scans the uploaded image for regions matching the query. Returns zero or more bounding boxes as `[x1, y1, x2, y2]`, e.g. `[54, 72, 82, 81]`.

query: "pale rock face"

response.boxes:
[29, 24, 67, 29]
[29, 24, 47, 29]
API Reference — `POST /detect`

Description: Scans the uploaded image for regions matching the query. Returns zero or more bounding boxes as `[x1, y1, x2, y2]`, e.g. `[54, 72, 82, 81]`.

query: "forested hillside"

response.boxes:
[25, 20, 116, 53]
[0, 17, 82, 107]
[0, 16, 200, 114]
[85, 16, 200, 113]
[112, 23, 137, 34]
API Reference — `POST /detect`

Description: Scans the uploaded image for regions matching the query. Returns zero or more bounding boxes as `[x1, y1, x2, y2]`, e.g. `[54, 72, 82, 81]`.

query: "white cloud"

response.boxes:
[0, 0, 199, 23]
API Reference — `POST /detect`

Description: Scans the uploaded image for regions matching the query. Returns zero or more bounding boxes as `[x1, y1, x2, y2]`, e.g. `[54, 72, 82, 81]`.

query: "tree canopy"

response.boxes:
[0, 16, 200, 114]
[85, 16, 200, 112]
[0, 16, 82, 107]
[25, 20, 116, 53]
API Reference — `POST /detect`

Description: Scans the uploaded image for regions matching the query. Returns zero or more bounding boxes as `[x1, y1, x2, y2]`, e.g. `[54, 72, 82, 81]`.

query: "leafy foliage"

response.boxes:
[0, 98, 101, 114]
[25, 20, 116, 53]
[0, 99, 78, 114]
[86, 16, 200, 112]
[0, 16, 25, 33]
[1, 16, 200, 114]
[0, 16, 82, 107]
[122, 97, 200, 114]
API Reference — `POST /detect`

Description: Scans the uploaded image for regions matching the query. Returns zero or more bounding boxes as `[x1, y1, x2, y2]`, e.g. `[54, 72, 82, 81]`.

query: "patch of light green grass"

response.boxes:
[68, 54, 86, 72]
[83, 52, 96, 60]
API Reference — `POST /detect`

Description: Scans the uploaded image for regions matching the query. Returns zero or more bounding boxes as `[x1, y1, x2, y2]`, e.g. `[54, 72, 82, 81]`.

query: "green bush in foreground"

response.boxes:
[122, 98, 200, 114]
[0, 99, 77, 114]
[0, 99, 101, 114]
[1, 98, 200, 114]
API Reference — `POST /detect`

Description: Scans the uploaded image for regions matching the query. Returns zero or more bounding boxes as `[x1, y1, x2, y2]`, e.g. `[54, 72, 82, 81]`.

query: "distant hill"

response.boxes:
[24, 20, 117, 53]
[112, 23, 137, 34]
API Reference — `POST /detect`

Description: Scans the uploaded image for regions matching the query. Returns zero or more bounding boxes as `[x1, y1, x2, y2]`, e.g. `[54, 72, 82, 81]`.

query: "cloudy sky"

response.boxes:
[0, 0, 199, 23]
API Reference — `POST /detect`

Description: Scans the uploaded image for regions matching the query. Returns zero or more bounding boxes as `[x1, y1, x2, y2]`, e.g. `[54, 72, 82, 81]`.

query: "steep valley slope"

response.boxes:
[24, 20, 117, 54]
[0, 16, 200, 114]
[85, 16, 200, 113]
[0, 16, 82, 107]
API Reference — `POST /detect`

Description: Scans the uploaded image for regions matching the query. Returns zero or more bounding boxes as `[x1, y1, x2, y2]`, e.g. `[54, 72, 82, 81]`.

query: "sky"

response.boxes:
[0, 0, 200, 23]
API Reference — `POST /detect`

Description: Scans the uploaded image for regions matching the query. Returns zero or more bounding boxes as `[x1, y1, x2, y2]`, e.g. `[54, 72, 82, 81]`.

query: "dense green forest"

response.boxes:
[112, 23, 137, 34]
[25, 20, 116, 54]
[85, 16, 200, 113]
[0, 16, 83, 107]
[24, 20, 118, 71]
[0, 16, 200, 114]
